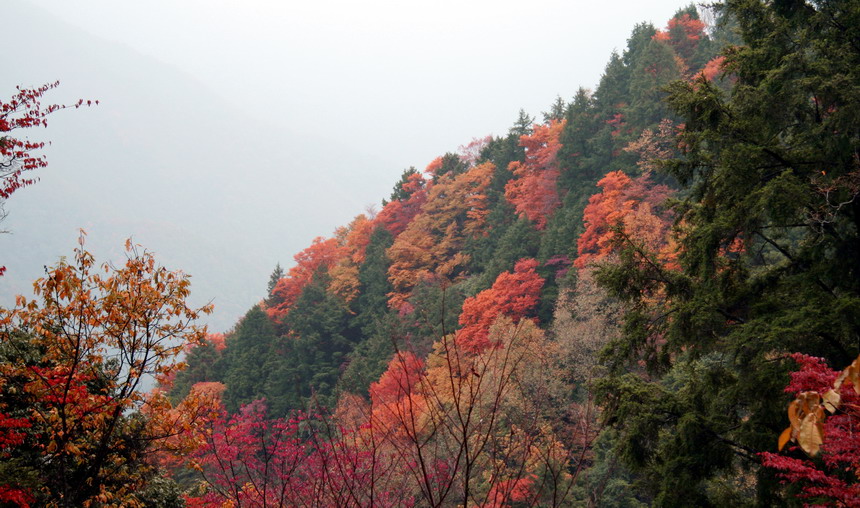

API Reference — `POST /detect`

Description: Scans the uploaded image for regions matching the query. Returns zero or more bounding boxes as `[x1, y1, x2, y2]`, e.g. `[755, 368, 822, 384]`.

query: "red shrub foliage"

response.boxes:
[456, 259, 545, 353]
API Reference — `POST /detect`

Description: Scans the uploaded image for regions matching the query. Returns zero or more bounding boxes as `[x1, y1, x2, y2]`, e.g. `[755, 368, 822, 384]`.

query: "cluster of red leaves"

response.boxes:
[185, 399, 312, 506]
[368, 352, 428, 442]
[456, 259, 545, 353]
[606, 112, 626, 138]
[0, 413, 30, 451]
[575, 171, 673, 269]
[1, 82, 56, 199]
[370, 351, 425, 408]
[0, 410, 32, 505]
[0, 486, 34, 508]
[28, 366, 118, 427]
[425, 156, 445, 177]
[185, 397, 413, 507]
[504, 119, 566, 229]
[761, 354, 860, 506]
[205, 333, 226, 353]
[182, 332, 226, 355]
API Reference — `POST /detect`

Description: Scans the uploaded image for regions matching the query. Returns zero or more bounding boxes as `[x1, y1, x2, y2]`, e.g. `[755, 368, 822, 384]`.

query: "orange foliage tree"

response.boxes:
[575, 171, 674, 269]
[265, 236, 345, 322]
[145, 381, 226, 471]
[329, 214, 378, 304]
[387, 162, 495, 309]
[504, 119, 566, 230]
[0, 234, 212, 506]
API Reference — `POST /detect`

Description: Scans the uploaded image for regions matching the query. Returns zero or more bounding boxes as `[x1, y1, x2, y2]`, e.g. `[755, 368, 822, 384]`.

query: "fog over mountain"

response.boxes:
[0, 1, 398, 331]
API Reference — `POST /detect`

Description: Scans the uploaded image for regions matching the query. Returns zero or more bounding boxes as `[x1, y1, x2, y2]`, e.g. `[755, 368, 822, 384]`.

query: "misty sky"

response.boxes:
[27, 0, 692, 167]
[3, 0, 697, 331]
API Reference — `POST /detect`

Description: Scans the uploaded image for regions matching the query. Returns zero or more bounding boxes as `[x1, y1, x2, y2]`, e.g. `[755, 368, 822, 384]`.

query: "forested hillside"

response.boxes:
[2, 0, 859, 506]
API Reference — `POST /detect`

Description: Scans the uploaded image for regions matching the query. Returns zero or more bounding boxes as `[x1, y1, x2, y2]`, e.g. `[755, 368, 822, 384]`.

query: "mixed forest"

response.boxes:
[2, 0, 860, 506]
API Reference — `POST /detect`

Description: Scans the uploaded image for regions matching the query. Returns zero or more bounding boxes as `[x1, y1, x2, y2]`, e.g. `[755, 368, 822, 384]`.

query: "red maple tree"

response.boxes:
[456, 258, 545, 353]
[504, 119, 566, 230]
[377, 172, 428, 237]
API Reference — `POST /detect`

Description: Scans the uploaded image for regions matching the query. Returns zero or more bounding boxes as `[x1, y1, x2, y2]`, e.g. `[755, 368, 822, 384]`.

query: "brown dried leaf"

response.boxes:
[822, 389, 841, 414]
[834, 366, 848, 390]
[852, 366, 860, 395]
[798, 411, 824, 456]
[836, 358, 860, 394]
[788, 399, 801, 434]
[798, 391, 821, 413]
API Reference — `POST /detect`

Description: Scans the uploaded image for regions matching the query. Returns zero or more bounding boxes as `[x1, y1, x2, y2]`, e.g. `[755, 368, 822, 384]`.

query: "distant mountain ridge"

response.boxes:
[0, 0, 399, 331]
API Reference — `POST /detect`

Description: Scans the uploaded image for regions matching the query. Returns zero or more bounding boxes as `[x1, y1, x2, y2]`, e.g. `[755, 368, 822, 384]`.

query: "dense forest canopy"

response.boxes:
[2, 0, 860, 506]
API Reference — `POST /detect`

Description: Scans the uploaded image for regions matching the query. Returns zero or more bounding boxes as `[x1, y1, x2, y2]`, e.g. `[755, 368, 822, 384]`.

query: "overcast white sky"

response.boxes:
[28, 0, 692, 168]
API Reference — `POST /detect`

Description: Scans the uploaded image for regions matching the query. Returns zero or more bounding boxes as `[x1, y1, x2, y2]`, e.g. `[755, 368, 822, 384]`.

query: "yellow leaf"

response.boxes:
[778, 426, 792, 451]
